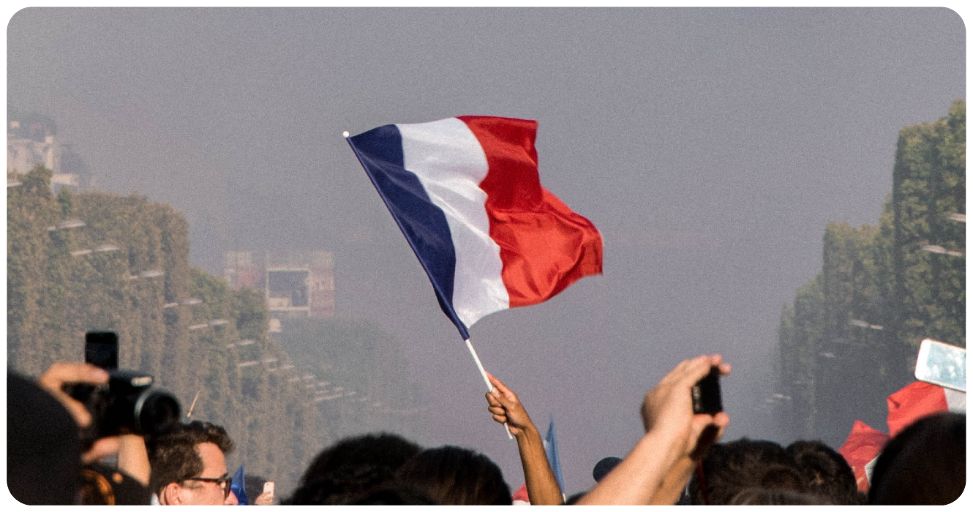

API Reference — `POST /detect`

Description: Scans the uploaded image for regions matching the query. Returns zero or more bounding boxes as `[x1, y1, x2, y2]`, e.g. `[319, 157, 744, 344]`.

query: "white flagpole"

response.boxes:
[465, 337, 514, 440]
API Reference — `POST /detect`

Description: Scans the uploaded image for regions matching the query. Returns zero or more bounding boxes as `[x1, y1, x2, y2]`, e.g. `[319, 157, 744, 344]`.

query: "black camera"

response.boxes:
[64, 331, 181, 447]
[64, 370, 181, 446]
[63, 369, 181, 445]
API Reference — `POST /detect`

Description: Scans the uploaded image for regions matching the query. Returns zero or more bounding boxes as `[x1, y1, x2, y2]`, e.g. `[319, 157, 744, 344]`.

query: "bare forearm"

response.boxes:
[649, 455, 694, 504]
[516, 424, 563, 505]
[577, 431, 681, 505]
[117, 435, 150, 486]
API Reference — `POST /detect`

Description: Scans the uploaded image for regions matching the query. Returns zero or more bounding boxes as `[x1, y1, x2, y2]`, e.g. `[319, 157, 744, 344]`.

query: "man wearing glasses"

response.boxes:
[148, 421, 239, 505]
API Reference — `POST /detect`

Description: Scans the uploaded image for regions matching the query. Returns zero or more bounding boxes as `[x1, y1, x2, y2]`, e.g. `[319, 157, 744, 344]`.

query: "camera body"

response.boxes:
[65, 370, 181, 445]
[65, 331, 181, 446]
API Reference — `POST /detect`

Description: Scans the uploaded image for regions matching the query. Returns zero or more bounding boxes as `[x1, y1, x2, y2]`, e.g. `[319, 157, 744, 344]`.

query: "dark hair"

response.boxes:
[346, 484, 436, 505]
[786, 439, 861, 504]
[286, 432, 421, 505]
[868, 412, 965, 505]
[147, 420, 234, 495]
[395, 445, 512, 505]
[689, 438, 805, 505]
[728, 487, 831, 505]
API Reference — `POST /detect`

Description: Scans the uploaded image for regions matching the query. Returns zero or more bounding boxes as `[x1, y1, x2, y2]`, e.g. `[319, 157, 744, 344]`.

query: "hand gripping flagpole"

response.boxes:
[465, 337, 514, 440]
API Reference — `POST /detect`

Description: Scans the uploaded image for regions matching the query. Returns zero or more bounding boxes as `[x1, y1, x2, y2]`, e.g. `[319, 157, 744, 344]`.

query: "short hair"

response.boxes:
[728, 487, 831, 505]
[868, 412, 965, 505]
[286, 432, 421, 505]
[786, 439, 861, 504]
[689, 438, 805, 505]
[395, 445, 512, 505]
[147, 421, 234, 495]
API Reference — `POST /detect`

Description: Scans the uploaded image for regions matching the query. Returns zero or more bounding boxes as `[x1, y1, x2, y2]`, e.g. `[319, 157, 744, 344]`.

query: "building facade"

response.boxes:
[224, 250, 335, 332]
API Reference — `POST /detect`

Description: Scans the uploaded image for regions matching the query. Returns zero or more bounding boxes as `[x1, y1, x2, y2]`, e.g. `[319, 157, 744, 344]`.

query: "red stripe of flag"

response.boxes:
[459, 115, 603, 306]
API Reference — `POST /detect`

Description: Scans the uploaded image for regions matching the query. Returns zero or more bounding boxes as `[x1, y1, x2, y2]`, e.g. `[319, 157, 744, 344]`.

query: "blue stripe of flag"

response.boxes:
[347, 125, 470, 339]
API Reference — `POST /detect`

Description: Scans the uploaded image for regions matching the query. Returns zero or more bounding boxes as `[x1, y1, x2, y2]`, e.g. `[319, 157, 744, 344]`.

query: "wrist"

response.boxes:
[639, 429, 685, 469]
[515, 421, 540, 442]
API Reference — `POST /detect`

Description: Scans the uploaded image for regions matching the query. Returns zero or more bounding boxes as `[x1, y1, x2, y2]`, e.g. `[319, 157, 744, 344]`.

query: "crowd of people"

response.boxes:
[6, 353, 966, 505]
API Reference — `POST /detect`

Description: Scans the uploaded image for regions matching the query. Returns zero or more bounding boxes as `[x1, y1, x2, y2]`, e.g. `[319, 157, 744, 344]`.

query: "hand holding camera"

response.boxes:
[38, 361, 110, 430]
[43, 332, 181, 455]
[641, 354, 730, 460]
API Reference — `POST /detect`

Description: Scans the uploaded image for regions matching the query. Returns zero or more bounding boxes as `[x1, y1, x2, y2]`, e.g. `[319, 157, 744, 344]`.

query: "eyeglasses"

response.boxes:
[184, 474, 233, 499]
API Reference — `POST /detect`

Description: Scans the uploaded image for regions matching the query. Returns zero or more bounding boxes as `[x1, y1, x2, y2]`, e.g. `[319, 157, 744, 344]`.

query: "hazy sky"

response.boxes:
[6, 6, 965, 494]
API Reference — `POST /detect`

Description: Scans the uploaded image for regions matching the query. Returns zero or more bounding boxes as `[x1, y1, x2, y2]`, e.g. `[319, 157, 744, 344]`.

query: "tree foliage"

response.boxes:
[7, 171, 422, 493]
[775, 101, 965, 445]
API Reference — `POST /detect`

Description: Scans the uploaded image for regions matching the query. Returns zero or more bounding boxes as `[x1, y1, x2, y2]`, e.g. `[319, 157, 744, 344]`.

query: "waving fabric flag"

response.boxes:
[230, 465, 248, 505]
[544, 418, 567, 495]
[886, 381, 965, 437]
[839, 380, 966, 492]
[838, 420, 889, 492]
[347, 116, 603, 339]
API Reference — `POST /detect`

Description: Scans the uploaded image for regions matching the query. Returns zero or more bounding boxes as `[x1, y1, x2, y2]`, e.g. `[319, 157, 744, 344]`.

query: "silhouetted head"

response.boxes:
[728, 487, 831, 505]
[7, 371, 82, 504]
[868, 412, 965, 505]
[689, 438, 805, 504]
[286, 432, 421, 505]
[786, 439, 861, 504]
[395, 445, 512, 505]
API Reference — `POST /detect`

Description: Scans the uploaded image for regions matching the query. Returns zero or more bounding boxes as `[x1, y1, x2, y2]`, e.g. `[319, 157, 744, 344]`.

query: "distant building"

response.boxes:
[224, 250, 335, 332]
[7, 114, 86, 191]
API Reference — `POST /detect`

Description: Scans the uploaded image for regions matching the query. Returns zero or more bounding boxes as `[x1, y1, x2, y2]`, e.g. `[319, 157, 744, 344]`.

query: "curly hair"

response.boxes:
[147, 421, 234, 496]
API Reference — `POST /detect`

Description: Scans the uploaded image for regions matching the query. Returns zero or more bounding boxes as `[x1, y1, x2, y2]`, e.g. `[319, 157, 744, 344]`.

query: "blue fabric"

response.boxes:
[230, 465, 248, 505]
[347, 125, 469, 339]
[545, 418, 567, 493]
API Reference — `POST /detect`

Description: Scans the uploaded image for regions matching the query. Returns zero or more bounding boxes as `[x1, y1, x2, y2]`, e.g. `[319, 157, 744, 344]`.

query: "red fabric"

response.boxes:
[886, 381, 949, 437]
[459, 116, 603, 307]
[838, 420, 889, 492]
[511, 483, 530, 503]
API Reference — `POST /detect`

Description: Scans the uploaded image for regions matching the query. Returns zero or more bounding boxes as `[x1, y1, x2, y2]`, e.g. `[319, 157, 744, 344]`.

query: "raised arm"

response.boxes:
[578, 354, 730, 505]
[485, 374, 564, 505]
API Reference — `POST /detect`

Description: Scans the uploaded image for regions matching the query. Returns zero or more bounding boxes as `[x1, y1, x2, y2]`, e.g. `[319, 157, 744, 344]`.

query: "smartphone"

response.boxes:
[85, 331, 119, 371]
[262, 481, 275, 497]
[692, 366, 723, 414]
[915, 338, 965, 392]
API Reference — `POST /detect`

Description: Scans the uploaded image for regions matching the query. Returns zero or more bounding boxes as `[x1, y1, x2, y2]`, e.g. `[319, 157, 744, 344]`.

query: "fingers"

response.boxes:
[487, 373, 514, 399]
[38, 362, 109, 390]
[671, 354, 726, 390]
[485, 392, 501, 406]
[82, 436, 121, 464]
[718, 361, 732, 376]
[38, 362, 109, 428]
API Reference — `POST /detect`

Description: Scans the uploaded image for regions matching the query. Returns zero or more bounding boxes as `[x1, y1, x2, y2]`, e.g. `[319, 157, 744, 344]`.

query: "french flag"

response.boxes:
[346, 116, 603, 340]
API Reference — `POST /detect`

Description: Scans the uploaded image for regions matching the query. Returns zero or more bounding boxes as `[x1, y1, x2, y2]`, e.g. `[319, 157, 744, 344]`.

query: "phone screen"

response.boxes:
[85, 331, 119, 370]
[915, 338, 965, 392]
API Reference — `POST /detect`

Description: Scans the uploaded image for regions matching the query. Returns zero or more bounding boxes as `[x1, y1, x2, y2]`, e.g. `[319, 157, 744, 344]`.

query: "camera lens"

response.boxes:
[134, 390, 181, 436]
